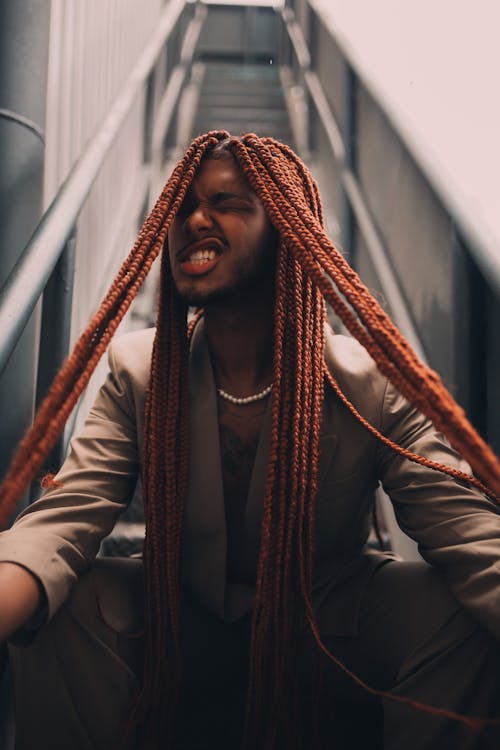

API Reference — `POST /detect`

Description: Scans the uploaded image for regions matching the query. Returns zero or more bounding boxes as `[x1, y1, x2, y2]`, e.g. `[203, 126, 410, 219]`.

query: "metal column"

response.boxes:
[0, 0, 51, 512]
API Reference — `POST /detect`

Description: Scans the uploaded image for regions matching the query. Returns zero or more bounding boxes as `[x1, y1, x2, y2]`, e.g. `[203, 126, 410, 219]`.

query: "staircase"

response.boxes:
[192, 61, 293, 144]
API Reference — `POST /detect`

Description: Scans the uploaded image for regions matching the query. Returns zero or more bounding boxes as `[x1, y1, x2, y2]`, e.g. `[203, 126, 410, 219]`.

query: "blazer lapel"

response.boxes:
[223, 397, 271, 621]
[317, 432, 338, 491]
[183, 321, 339, 619]
[184, 320, 227, 616]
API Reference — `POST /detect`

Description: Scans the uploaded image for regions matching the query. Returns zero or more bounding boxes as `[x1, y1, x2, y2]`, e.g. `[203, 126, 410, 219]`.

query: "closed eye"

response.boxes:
[211, 192, 254, 210]
[175, 192, 255, 218]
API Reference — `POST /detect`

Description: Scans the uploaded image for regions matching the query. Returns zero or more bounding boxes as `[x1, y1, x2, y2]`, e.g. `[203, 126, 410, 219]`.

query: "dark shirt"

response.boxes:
[217, 395, 268, 584]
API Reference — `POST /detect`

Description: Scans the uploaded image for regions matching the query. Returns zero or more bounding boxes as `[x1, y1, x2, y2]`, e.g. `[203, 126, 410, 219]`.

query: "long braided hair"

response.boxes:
[0, 131, 499, 748]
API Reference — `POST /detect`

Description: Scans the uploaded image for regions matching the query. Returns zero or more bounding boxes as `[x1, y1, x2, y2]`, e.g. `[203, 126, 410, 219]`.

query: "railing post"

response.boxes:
[34, 230, 77, 476]
[341, 62, 356, 261]
[0, 0, 188, 381]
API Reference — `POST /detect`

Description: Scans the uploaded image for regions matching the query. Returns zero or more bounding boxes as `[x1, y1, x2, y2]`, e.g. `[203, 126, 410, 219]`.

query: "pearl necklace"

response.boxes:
[217, 383, 273, 405]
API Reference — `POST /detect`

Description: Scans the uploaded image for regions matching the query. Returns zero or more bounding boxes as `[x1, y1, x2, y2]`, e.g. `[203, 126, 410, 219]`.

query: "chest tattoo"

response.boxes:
[217, 398, 266, 499]
[219, 423, 259, 477]
[217, 398, 268, 581]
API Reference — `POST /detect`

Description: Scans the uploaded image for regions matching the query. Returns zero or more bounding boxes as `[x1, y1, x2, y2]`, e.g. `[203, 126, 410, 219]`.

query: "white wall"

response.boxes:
[43, 0, 166, 433]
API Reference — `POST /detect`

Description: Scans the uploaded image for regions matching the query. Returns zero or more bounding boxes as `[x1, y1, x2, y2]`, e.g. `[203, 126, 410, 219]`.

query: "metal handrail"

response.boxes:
[0, 0, 189, 376]
[151, 3, 207, 167]
[281, 9, 427, 361]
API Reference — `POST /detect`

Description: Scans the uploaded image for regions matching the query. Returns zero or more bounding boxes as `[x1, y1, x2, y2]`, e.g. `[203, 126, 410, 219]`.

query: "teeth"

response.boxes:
[186, 249, 217, 264]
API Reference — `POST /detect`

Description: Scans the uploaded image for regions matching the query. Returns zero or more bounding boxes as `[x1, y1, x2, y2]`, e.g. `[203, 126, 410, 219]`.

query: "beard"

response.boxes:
[172, 252, 276, 309]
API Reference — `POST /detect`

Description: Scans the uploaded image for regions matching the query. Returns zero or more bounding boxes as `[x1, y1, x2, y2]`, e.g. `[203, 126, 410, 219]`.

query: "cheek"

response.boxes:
[254, 211, 276, 246]
[252, 218, 277, 258]
[167, 226, 180, 261]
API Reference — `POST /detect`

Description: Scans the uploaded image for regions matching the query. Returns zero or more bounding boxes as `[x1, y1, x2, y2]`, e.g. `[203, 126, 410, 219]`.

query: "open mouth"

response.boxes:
[179, 241, 223, 276]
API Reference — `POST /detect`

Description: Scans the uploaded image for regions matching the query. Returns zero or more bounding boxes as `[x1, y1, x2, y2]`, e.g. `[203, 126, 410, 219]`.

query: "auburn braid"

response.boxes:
[127, 134, 232, 746]
[235, 135, 327, 746]
[225, 134, 499, 745]
[0, 131, 225, 527]
[227, 134, 500, 497]
[1, 130, 500, 750]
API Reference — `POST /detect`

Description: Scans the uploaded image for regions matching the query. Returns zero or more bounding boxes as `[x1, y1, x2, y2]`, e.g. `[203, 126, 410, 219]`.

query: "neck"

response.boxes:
[204, 290, 274, 396]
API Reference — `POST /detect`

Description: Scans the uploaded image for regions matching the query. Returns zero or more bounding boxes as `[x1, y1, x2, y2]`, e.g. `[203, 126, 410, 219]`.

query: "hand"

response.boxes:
[0, 562, 44, 642]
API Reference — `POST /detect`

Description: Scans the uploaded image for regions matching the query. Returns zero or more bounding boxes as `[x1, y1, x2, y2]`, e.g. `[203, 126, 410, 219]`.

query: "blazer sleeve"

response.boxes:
[0, 342, 141, 624]
[377, 379, 500, 640]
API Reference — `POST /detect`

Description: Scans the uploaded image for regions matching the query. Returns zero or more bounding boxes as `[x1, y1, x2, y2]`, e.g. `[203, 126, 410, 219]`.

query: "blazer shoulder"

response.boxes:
[325, 329, 386, 385]
[107, 327, 155, 391]
[324, 329, 388, 426]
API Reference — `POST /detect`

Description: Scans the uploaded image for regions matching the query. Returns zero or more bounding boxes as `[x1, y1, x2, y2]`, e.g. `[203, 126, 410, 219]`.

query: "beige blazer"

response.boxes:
[1, 321, 500, 639]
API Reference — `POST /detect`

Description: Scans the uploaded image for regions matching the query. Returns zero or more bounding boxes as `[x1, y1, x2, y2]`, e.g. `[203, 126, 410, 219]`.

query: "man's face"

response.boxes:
[168, 154, 277, 306]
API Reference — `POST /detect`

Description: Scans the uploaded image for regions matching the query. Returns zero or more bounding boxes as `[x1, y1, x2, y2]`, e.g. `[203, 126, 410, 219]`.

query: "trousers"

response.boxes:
[7, 557, 500, 750]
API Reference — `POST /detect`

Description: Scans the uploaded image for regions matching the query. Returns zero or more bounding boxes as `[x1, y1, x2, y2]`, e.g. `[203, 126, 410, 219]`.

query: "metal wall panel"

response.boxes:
[44, 0, 164, 203]
[0, 0, 51, 508]
[309, 121, 343, 241]
[43, 0, 166, 431]
[310, 7, 344, 126]
[0, 2, 51, 738]
[290, 0, 500, 454]
[355, 83, 456, 385]
[486, 288, 500, 452]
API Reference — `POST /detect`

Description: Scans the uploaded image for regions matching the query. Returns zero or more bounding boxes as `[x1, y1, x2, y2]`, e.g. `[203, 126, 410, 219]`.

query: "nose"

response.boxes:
[182, 202, 215, 234]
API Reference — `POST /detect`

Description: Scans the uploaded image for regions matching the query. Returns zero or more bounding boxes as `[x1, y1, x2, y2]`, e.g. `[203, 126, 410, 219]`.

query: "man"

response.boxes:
[0, 132, 500, 750]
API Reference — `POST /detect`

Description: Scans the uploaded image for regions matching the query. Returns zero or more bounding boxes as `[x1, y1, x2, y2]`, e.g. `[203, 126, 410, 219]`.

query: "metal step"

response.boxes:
[196, 106, 289, 123]
[201, 61, 281, 80]
[198, 91, 285, 108]
[193, 61, 293, 144]
[192, 121, 292, 142]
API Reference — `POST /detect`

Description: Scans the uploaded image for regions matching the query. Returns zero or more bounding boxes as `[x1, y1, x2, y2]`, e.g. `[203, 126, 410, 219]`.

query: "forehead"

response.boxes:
[187, 154, 254, 196]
